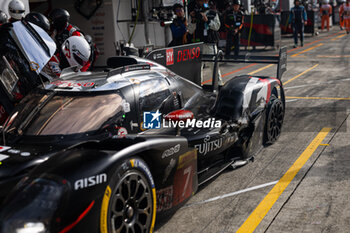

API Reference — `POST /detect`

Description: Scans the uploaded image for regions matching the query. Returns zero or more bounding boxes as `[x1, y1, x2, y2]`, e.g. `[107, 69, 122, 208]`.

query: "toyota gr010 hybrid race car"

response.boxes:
[0, 20, 286, 233]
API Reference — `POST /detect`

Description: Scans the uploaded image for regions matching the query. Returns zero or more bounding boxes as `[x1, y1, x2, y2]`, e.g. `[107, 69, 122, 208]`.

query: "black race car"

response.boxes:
[0, 21, 286, 233]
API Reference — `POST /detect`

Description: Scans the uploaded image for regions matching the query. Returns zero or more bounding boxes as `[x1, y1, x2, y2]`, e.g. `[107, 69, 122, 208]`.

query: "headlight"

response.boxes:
[0, 177, 69, 233]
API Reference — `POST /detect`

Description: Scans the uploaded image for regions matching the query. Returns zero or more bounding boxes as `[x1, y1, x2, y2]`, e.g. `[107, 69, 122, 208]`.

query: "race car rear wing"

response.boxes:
[144, 43, 286, 88]
[202, 46, 287, 80]
[202, 46, 287, 92]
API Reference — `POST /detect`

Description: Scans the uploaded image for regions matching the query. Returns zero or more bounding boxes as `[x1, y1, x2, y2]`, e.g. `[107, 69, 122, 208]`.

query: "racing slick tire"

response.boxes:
[263, 94, 284, 146]
[100, 158, 156, 233]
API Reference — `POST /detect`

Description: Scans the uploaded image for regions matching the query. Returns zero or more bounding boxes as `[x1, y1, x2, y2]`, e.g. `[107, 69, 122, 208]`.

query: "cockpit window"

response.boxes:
[11, 93, 123, 136]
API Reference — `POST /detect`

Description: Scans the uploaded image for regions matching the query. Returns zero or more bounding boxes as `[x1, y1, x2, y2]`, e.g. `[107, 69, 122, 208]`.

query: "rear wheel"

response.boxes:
[103, 159, 156, 233]
[264, 95, 284, 145]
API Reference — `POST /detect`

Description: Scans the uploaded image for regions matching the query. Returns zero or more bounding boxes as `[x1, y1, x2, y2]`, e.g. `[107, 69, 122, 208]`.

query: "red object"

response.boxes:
[166, 48, 174, 66]
[59, 201, 95, 233]
[172, 150, 197, 206]
[164, 110, 194, 121]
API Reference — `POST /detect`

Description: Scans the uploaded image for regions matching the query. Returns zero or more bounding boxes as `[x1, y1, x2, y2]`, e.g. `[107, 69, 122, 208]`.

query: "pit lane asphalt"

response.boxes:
[155, 27, 350, 233]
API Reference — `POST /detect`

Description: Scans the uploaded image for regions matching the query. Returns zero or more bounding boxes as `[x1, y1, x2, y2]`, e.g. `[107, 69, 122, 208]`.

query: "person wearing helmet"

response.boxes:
[224, 0, 244, 58]
[24, 12, 50, 33]
[47, 36, 91, 77]
[320, 0, 332, 31]
[8, 0, 25, 22]
[289, 0, 307, 48]
[340, 0, 350, 33]
[48, 8, 84, 49]
[0, 10, 8, 25]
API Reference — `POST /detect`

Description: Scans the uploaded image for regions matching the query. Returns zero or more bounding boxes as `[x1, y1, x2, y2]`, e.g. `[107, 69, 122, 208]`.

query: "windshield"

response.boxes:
[6, 92, 124, 136]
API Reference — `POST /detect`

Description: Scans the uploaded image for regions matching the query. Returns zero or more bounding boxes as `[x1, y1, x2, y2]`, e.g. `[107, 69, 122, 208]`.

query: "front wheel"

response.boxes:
[101, 158, 156, 233]
[263, 95, 284, 146]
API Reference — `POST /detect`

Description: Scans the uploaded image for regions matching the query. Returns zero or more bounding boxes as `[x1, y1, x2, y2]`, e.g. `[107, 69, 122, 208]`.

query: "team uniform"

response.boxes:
[224, 8, 244, 57]
[45, 36, 91, 78]
[47, 51, 90, 77]
[320, 3, 332, 31]
[340, 3, 350, 33]
[289, 5, 307, 47]
[169, 17, 188, 47]
[54, 23, 82, 46]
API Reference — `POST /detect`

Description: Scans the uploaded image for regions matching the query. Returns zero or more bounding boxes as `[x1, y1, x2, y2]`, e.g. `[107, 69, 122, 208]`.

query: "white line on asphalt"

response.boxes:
[284, 78, 350, 90]
[286, 99, 298, 102]
[183, 180, 279, 208]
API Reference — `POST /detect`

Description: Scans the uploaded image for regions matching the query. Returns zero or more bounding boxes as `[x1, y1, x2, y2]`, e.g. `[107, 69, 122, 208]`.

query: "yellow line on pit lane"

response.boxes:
[286, 96, 350, 100]
[248, 64, 274, 75]
[291, 43, 324, 57]
[331, 34, 346, 41]
[283, 64, 319, 85]
[236, 127, 332, 233]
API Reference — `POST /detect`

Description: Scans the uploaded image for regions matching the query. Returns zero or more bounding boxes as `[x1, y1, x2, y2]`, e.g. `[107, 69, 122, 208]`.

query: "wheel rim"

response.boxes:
[267, 100, 284, 143]
[110, 171, 153, 233]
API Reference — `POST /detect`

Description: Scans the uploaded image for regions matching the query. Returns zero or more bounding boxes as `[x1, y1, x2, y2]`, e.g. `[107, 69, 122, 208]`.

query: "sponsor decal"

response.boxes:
[91, 19, 104, 25]
[152, 53, 164, 60]
[74, 173, 107, 190]
[173, 150, 197, 206]
[131, 159, 155, 188]
[143, 110, 162, 129]
[7, 149, 20, 154]
[156, 186, 173, 212]
[176, 47, 201, 63]
[20, 152, 31, 157]
[166, 48, 174, 66]
[0, 154, 9, 162]
[122, 100, 131, 113]
[100, 185, 111, 233]
[51, 80, 95, 88]
[116, 127, 128, 138]
[92, 26, 105, 30]
[30, 61, 39, 71]
[194, 135, 223, 156]
[162, 144, 180, 159]
[163, 158, 176, 183]
[0, 146, 11, 152]
[225, 135, 237, 144]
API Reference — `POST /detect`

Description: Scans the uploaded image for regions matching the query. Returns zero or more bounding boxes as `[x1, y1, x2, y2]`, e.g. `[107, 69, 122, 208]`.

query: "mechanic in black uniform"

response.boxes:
[289, 0, 307, 48]
[48, 8, 84, 49]
[224, 0, 244, 58]
[188, 0, 222, 84]
[169, 3, 188, 47]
